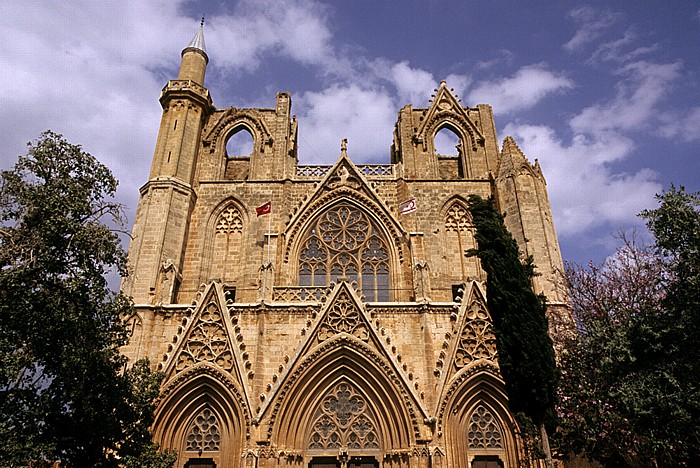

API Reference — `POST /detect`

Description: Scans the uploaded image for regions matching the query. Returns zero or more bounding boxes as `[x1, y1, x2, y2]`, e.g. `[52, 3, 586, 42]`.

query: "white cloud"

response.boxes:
[590, 29, 659, 64]
[208, 0, 335, 72]
[295, 85, 396, 164]
[564, 7, 620, 52]
[570, 60, 683, 135]
[660, 107, 700, 142]
[468, 64, 573, 114]
[389, 61, 436, 106]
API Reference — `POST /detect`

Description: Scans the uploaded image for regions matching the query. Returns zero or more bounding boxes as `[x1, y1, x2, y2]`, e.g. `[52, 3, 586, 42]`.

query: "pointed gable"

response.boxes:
[414, 81, 485, 152]
[159, 283, 243, 383]
[282, 154, 406, 265]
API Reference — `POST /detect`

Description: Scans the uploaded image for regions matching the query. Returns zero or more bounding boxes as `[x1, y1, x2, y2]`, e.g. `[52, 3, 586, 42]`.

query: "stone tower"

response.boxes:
[122, 24, 566, 468]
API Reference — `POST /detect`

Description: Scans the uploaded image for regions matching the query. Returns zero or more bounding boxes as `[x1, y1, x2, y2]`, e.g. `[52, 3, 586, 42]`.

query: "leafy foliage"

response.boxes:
[0, 131, 173, 466]
[556, 187, 700, 466]
[467, 195, 558, 463]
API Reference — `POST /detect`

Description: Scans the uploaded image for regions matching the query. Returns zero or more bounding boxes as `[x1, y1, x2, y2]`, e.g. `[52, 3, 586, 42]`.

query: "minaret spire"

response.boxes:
[184, 16, 207, 57]
[177, 17, 209, 84]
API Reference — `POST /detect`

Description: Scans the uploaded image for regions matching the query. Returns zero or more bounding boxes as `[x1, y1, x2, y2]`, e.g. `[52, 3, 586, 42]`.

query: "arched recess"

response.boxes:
[197, 197, 249, 288]
[283, 195, 404, 302]
[434, 123, 465, 179]
[439, 368, 520, 468]
[440, 196, 483, 289]
[224, 126, 254, 180]
[154, 364, 251, 467]
[426, 116, 479, 179]
[268, 336, 418, 461]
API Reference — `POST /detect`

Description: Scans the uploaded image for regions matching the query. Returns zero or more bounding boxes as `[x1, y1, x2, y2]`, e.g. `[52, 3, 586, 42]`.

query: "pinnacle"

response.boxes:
[184, 16, 207, 55]
[501, 136, 524, 157]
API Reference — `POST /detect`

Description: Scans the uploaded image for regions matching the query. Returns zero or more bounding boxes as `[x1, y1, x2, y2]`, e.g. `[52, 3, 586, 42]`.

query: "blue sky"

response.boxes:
[1, 0, 698, 267]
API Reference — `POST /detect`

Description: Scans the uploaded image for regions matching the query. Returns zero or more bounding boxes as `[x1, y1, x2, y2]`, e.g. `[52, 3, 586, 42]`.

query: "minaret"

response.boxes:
[123, 20, 212, 306]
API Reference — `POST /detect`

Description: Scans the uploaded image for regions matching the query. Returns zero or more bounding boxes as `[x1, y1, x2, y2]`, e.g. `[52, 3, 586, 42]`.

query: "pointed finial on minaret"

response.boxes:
[184, 16, 207, 57]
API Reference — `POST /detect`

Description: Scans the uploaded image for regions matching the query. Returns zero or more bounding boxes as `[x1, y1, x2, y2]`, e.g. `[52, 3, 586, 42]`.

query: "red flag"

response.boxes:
[399, 197, 417, 215]
[255, 201, 271, 216]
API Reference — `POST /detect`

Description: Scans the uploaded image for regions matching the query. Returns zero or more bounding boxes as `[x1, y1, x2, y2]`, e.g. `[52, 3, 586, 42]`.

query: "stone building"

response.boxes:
[122, 23, 567, 468]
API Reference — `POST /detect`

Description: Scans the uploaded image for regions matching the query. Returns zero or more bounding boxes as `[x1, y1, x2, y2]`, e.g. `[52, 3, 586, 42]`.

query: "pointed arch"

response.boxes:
[154, 364, 251, 467]
[440, 196, 483, 287]
[434, 122, 467, 179]
[283, 193, 405, 301]
[267, 336, 419, 455]
[438, 367, 520, 468]
[198, 197, 249, 286]
[203, 109, 273, 155]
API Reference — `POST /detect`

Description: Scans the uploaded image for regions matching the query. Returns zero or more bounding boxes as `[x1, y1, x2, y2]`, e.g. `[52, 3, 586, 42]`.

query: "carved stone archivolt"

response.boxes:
[308, 382, 380, 451]
[176, 301, 234, 373]
[318, 289, 369, 343]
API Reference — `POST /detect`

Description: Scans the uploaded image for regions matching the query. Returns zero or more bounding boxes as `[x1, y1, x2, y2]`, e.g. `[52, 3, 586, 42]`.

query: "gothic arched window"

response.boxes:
[308, 382, 380, 452]
[211, 205, 243, 282]
[467, 405, 503, 449]
[434, 125, 465, 179]
[185, 407, 222, 452]
[444, 200, 481, 284]
[298, 204, 390, 302]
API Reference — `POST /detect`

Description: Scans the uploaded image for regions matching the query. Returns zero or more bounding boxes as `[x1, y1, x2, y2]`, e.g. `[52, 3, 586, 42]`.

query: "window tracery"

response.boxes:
[467, 405, 503, 449]
[299, 205, 390, 301]
[185, 407, 221, 452]
[455, 293, 497, 368]
[176, 302, 233, 373]
[444, 201, 480, 283]
[215, 206, 243, 235]
[308, 382, 380, 451]
[211, 205, 243, 282]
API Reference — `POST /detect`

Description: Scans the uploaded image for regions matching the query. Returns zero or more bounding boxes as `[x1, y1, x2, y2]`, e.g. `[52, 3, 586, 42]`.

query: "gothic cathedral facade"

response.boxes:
[122, 25, 567, 468]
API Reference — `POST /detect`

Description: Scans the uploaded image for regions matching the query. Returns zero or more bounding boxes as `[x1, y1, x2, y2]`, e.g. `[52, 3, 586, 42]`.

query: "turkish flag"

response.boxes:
[256, 201, 272, 216]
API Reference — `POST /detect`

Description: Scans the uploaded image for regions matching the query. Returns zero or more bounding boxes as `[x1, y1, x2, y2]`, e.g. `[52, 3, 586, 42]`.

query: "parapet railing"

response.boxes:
[296, 164, 393, 179]
[272, 286, 332, 302]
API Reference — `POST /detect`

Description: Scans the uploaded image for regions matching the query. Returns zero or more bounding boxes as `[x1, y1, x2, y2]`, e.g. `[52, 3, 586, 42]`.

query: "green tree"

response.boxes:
[467, 195, 559, 467]
[0, 131, 173, 466]
[556, 186, 700, 466]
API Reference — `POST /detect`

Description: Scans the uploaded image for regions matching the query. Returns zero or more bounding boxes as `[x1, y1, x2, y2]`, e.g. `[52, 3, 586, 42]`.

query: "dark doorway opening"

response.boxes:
[309, 457, 339, 468]
[308, 456, 378, 467]
[472, 455, 504, 468]
[349, 456, 379, 467]
[185, 458, 216, 468]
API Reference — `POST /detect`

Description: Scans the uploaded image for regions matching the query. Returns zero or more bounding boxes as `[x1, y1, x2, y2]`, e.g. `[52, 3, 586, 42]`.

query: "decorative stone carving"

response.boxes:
[444, 203, 472, 232]
[467, 405, 503, 449]
[216, 206, 243, 234]
[176, 301, 233, 373]
[185, 407, 222, 452]
[318, 289, 369, 343]
[308, 382, 380, 451]
[454, 290, 497, 368]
